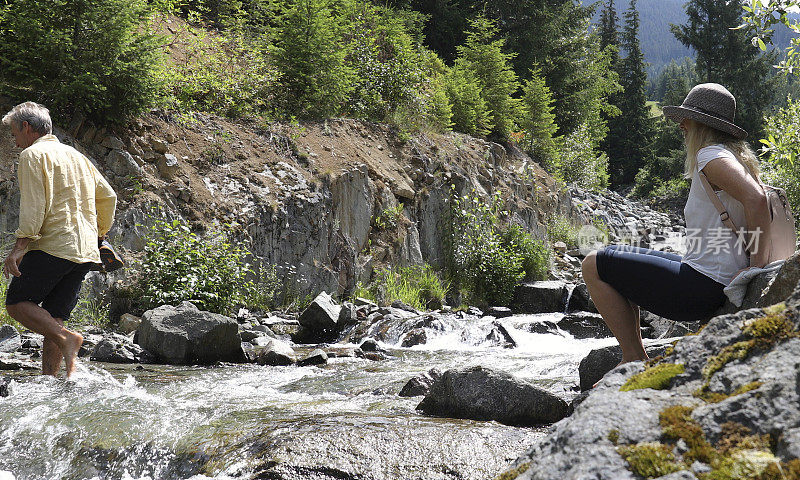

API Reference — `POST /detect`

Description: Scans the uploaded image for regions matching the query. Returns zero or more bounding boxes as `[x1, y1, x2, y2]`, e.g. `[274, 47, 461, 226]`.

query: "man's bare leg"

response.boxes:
[41, 318, 64, 376]
[6, 302, 82, 378]
[582, 252, 648, 363]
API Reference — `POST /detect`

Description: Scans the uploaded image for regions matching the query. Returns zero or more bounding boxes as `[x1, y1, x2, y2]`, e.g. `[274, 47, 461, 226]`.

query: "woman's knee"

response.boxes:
[582, 250, 599, 280]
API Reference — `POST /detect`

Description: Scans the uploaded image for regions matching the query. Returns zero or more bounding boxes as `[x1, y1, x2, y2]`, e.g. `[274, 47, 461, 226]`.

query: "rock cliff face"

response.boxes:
[0, 99, 569, 299]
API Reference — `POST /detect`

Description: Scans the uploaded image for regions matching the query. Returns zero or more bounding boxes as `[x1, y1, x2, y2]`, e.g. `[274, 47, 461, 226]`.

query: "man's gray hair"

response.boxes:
[2, 102, 53, 135]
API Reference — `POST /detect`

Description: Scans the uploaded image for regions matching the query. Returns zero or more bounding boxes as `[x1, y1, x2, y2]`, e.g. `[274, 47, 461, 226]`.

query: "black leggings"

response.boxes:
[595, 245, 726, 322]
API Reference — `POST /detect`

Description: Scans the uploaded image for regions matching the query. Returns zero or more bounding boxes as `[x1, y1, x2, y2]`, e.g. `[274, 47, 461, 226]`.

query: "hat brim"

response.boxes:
[663, 105, 747, 139]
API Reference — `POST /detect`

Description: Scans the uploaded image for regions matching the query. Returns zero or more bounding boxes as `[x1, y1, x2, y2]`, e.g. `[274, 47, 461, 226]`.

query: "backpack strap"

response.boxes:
[698, 170, 751, 252]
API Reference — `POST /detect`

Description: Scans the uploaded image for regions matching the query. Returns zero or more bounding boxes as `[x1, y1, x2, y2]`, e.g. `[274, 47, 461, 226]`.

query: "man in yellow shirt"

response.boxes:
[2, 102, 117, 379]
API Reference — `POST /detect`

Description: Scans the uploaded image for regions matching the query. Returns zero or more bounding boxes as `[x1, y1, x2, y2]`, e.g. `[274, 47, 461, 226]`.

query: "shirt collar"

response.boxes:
[32, 134, 59, 145]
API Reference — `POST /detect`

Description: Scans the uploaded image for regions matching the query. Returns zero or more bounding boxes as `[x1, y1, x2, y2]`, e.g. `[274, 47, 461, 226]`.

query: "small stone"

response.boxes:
[298, 349, 328, 366]
[157, 153, 180, 179]
[101, 135, 125, 150]
[553, 241, 568, 254]
[150, 137, 169, 154]
[165, 133, 178, 143]
[118, 314, 142, 335]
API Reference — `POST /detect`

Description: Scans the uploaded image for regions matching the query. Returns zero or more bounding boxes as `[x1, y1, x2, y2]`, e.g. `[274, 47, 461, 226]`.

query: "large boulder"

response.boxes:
[511, 281, 570, 314]
[567, 283, 597, 313]
[136, 302, 244, 364]
[252, 338, 296, 366]
[0, 325, 21, 353]
[297, 292, 342, 342]
[758, 251, 800, 307]
[578, 337, 680, 391]
[91, 334, 153, 364]
[417, 366, 569, 426]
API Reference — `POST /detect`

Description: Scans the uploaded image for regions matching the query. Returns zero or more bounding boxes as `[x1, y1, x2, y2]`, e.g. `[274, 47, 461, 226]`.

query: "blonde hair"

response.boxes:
[683, 119, 759, 181]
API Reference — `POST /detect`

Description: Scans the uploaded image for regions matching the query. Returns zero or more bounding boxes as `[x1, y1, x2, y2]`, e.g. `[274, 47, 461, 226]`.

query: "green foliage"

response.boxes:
[0, 277, 22, 330]
[553, 123, 610, 190]
[742, 0, 800, 75]
[672, 0, 779, 140]
[0, 0, 164, 122]
[373, 204, 405, 231]
[161, 17, 277, 118]
[619, 363, 685, 391]
[135, 218, 259, 315]
[520, 69, 559, 167]
[445, 65, 492, 137]
[498, 225, 551, 282]
[760, 96, 800, 213]
[546, 216, 581, 247]
[374, 264, 450, 310]
[617, 442, 684, 478]
[451, 16, 522, 139]
[274, 0, 354, 119]
[445, 188, 539, 307]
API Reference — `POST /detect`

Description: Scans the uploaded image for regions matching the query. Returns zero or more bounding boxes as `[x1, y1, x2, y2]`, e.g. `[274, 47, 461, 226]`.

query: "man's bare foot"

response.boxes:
[60, 331, 83, 379]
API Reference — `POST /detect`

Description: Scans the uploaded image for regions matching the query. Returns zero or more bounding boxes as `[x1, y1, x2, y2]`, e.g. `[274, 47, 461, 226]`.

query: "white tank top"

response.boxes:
[681, 144, 749, 286]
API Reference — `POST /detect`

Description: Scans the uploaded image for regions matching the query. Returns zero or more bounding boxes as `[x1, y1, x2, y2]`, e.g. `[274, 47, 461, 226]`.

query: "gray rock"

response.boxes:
[558, 312, 611, 339]
[391, 300, 418, 313]
[567, 283, 597, 313]
[117, 313, 141, 335]
[79, 334, 104, 357]
[359, 338, 385, 353]
[157, 153, 180, 179]
[0, 376, 9, 397]
[106, 149, 142, 177]
[91, 334, 152, 364]
[297, 348, 328, 366]
[758, 251, 800, 307]
[136, 302, 244, 364]
[578, 338, 680, 391]
[0, 325, 21, 353]
[640, 311, 701, 339]
[254, 338, 296, 366]
[239, 330, 264, 342]
[100, 135, 125, 150]
[297, 292, 342, 342]
[338, 302, 357, 325]
[512, 281, 569, 314]
[399, 368, 442, 397]
[417, 366, 569, 426]
[150, 137, 169, 154]
[0, 353, 38, 370]
[485, 321, 517, 348]
[486, 306, 513, 318]
[401, 328, 427, 347]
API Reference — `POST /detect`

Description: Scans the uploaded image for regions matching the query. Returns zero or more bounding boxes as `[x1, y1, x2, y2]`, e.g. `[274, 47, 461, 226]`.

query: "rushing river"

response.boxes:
[0, 313, 617, 480]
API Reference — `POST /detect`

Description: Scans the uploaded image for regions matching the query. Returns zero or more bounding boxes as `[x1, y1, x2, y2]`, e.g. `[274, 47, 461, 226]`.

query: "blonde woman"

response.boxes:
[581, 83, 771, 364]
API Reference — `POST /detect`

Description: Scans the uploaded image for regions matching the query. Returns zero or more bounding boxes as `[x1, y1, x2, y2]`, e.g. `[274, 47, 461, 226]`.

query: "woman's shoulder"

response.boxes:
[697, 144, 736, 170]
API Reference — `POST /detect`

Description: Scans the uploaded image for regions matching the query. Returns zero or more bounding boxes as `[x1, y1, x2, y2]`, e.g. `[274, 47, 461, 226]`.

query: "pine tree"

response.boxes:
[453, 16, 522, 139]
[521, 68, 559, 167]
[671, 0, 778, 140]
[598, 0, 620, 52]
[274, 0, 354, 119]
[597, 0, 624, 181]
[613, 0, 654, 187]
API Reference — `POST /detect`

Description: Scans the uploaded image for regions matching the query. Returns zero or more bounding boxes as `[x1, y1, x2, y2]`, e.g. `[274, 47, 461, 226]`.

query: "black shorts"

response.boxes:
[595, 245, 726, 322]
[5, 250, 93, 321]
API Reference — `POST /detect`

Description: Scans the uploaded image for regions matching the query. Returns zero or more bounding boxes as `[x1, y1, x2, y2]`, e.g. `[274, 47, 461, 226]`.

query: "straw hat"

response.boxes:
[663, 83, 747, 139]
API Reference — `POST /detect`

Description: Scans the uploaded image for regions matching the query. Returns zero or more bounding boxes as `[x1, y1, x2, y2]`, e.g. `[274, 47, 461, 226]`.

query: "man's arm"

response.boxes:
[3, 238, 31, 278]
[94, 168, 117, 237]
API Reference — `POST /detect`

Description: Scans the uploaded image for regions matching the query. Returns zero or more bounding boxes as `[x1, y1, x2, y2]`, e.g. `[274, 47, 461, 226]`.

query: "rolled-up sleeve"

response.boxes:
[94, 167, 117, 236]
[14, 152, 46, 241]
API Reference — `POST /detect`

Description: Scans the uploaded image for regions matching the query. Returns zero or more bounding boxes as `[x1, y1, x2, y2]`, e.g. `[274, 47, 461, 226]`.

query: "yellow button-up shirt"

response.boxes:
[14, 135, 117, 264]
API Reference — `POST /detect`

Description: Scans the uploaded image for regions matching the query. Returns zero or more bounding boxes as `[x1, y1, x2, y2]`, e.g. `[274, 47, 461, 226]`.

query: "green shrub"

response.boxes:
[445, 188, 526, 307]
[546, 216, 580, 247]
[498, 225, 551, 281]
[134, 218, 260, 315]
[0, 277, 22, 330]
[520, 68, 559, 167]
[161, 17, 277, 119]
[0, 0, 163, 122]
[553, 123, 610, 190]
[445, 65, 492, 137]
[760, 96, 800, 215]
[374, 264, 450, 310]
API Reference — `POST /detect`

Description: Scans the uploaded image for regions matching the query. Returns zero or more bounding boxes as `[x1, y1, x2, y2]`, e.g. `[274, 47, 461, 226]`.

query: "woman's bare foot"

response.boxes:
[60, 331, 83, 378]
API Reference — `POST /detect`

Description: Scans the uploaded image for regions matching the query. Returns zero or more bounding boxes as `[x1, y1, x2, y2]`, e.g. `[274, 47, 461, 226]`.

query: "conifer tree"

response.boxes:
[671, 0, 777, 139]
[452, 16, 522, 139]
[274, 0, 354, 119]
[597, 0, 625, 181]
[612, 0, 654, 187]
[521, 69, 559, 167]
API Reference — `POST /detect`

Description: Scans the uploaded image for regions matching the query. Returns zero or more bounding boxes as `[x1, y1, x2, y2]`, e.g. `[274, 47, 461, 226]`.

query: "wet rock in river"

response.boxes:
[567, 283, 597, 313]
[399, 368, 442, 397]
[0, 353, 38, 370]
[486, 306, 513, 318]
[485, 321, 517, 348]
[298, 348, 328, 366]
[136, 301, 244, 365]
[0, 376, 10, 397]
[511, 281, 570, 314]
[400, 328, 427, 347]
[254, 338, 296, 366]
[417, 366, 569, 426]
[297, 291, 342, 342]
[0, 325, 21, 353]
[91, 334, 154, 364]
[577, 337, 680, 391]
[558, 312, 611, 339]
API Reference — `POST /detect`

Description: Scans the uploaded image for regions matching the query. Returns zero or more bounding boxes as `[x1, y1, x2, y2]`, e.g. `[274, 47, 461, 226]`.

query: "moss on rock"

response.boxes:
[617, 442, 684, 478]
[620, 363, 685, 392]
[494, 462, 531, 480]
